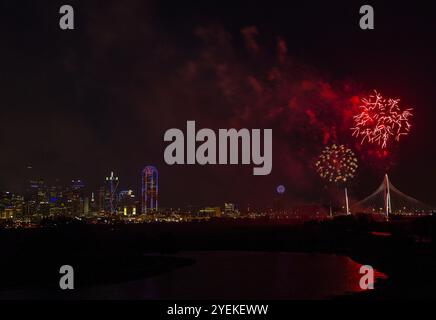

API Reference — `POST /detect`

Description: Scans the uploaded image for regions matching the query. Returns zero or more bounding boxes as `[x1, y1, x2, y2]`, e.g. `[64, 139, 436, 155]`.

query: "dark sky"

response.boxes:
[0, 0, 435, 208]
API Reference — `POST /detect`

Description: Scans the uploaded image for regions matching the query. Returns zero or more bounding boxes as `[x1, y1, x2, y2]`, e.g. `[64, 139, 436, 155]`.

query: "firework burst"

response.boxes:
[351, 90, 413, 149]
[315, 144, 358, 183]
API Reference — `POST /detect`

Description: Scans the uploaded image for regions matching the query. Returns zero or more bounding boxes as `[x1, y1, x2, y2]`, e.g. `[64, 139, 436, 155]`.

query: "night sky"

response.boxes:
[0, 0, 435, 208]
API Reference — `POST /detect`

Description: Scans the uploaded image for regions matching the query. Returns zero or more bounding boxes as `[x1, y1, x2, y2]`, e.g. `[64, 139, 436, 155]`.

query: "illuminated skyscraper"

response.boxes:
[27, 179, 49, 216]
[141, 166, 158, 214]
[68, 179, 85, 215]
[118, 190, 137, 216]
[97, 187, 105, 213]
[105, 171, 119, 215]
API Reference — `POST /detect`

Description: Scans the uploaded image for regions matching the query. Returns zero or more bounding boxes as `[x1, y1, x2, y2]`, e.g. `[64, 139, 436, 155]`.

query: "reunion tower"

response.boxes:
[141, 166, 158, 214]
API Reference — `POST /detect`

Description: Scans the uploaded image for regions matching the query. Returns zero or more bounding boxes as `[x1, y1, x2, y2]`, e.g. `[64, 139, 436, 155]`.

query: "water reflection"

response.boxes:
[81, 251, 387, 299]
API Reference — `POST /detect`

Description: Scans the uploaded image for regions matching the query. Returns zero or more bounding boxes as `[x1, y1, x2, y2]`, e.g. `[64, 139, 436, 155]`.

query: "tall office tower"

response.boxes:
[105, 171, 119, 215]
[118, 190, 136, 216]
[68, 179, 85, 215]
[141, 166, 158, 214]
[83, 197, 89, 216]
[90, 192, 97, 213]
[97, 187, 106, 213]
[27, 179, 49, 215]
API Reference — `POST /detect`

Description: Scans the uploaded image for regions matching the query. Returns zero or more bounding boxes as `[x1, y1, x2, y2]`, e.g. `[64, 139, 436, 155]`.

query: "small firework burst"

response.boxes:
[315, 144, 358, 183]
[351, 90, 413, 149]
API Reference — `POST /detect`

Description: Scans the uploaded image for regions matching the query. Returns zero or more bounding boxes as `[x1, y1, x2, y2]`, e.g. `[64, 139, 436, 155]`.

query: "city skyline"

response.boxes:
[1, 165, 432, 220]
[1, 1, 435, 209]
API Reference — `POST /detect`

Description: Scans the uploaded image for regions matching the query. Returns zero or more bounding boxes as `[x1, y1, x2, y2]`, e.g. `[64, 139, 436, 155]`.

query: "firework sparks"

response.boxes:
[351, 90, 413, 149]
[315, 144, 358, 183]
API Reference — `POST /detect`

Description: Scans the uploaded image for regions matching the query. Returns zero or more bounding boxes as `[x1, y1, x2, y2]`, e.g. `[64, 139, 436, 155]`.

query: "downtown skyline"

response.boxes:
[0, 1, 435, 209]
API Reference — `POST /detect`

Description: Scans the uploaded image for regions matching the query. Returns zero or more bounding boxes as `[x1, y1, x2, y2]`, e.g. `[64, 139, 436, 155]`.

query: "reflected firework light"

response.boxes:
[315, 144, 358, 183]
[351, 90, 413, 149]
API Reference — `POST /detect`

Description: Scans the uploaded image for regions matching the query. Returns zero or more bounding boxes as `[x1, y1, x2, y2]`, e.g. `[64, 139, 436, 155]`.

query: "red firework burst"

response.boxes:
[351, 90, 413, 149]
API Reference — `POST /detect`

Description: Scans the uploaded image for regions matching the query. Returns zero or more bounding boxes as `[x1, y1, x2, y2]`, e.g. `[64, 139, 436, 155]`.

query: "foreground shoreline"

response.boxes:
[0, 216, 434, 299]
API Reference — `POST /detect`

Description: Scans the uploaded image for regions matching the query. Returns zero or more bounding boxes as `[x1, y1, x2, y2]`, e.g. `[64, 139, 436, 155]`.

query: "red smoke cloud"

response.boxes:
[176, 26, 372, 196]
[177, 25, 397, 199]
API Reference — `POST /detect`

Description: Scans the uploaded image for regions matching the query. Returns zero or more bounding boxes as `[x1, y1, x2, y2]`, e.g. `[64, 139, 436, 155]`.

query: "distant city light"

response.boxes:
[277, 185, 285, 194]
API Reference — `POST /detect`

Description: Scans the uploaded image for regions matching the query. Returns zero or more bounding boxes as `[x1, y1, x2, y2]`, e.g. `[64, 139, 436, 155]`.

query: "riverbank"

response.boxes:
[0, 215, 434, 298]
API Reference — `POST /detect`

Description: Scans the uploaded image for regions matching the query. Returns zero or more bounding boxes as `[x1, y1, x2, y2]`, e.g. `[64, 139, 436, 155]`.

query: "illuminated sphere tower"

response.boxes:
[141, 166, 158, 214]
